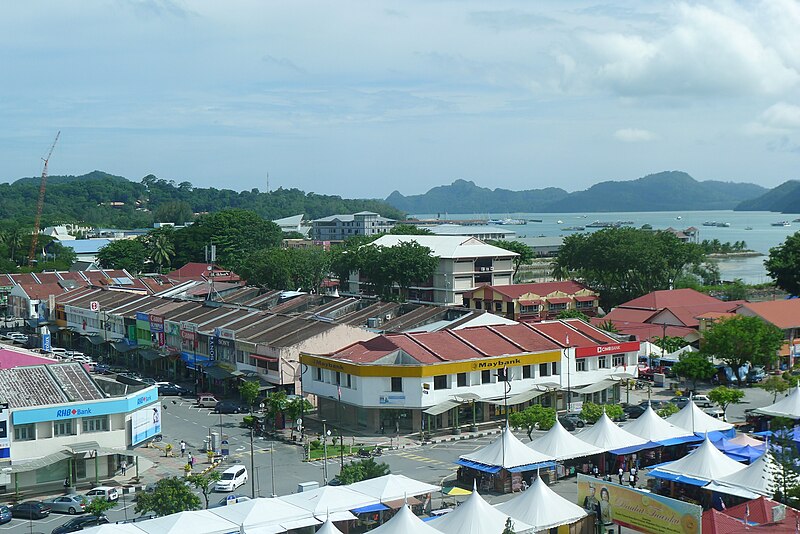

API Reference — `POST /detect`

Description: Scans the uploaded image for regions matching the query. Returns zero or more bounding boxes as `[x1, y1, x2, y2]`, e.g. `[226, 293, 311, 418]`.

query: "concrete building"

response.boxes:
[0, 362, 158, 493]
[310, 211, 396, 241]
[422, 224, 517, 240]
[462, 281, 600, 321]
[301, 319, 638, 433]
[343, 235, 518, 306]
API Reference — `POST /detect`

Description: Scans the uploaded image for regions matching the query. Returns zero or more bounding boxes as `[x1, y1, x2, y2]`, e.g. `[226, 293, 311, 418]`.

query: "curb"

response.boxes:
[427, 428, 502, 444]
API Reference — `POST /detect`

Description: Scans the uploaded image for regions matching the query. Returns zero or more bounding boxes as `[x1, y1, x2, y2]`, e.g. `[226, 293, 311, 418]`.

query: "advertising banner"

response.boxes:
[149, 314, 165, 333]
[576, 474, 701, 534]
[214, 327, 235, 340]
[42, 332, 51, 352]
[208, 336, 216, 360]
[575, 341, 641, 358]
[131, 404, 162, 446]
[0, 409, 9, 449]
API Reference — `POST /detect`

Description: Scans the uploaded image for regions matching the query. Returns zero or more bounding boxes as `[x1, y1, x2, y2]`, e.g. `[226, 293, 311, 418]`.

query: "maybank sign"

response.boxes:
[12, 386, 159, 425]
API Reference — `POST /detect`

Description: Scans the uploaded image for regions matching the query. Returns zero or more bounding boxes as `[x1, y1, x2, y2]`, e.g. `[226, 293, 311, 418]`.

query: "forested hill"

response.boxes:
[735, 180, 800, 213]
[386, 172, 766, 214]
[0, 171, 405, 227]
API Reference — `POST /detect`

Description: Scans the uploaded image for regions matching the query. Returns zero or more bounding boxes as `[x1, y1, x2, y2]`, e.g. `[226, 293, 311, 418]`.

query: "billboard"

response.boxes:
[575, 341, 640, 358]
[0, 409, 9, 458]
[577, 474, 701, 534]
[131, 404, 162, 446]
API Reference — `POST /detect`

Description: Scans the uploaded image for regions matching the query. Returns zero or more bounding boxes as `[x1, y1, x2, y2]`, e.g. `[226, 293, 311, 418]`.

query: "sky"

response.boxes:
[2, 1, 800, 199]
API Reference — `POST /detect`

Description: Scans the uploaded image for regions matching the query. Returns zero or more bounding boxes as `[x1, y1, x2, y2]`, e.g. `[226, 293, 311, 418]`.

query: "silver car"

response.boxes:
[43, 494, 87, 514]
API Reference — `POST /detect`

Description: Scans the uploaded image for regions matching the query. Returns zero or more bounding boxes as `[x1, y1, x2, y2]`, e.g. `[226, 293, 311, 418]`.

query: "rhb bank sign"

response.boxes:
[57, 407, 93, 418]
[575, 341, 640, 358]
[13, 386, 159, 425]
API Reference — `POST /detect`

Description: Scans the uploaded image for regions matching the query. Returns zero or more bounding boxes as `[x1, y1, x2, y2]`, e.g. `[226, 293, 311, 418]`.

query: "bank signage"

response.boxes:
[12, 386, 159, 425]
[575, 341, 640, 358]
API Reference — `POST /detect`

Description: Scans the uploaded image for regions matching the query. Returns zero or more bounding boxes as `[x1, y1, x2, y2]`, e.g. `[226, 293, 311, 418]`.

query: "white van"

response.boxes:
[215, 465, 248, 492]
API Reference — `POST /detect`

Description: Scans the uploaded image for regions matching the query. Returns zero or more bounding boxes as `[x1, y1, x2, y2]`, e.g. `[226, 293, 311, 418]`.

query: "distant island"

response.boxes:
[734, 180, 800, 214]
[386, 171, 767, 214]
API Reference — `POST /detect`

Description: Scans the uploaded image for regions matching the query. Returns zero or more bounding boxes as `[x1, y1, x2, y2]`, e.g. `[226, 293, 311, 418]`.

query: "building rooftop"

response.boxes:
[0, 362, 104, 408]
[738, 299, 800, 330]
[465, 281, 595, 300]
[371, 235, 518, 259]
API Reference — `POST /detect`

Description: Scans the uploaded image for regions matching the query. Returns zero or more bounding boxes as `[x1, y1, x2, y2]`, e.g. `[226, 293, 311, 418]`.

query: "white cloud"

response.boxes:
[760, 102, 800, 130]
[614, 128, 656, 142]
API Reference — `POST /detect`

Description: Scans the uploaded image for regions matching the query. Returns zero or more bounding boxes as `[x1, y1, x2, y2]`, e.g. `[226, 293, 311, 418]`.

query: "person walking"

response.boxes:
[180, 440, 186, 458]
[120, 460, 127, 476]
[629, 473, 635, 487]
[187, 452, 193, 467]
[618, 467, 624, 485]
[631, 465, 638, 485]
[592, 465, 599, 478]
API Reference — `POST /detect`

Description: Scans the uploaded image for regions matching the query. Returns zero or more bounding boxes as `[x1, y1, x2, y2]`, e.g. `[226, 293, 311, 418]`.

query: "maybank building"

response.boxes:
[0, 362, 159, 492]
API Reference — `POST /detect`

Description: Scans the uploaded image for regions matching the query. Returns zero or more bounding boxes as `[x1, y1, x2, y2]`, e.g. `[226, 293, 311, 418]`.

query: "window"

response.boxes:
[548, 302, 567, 311]
[474, 300, 482, 310]
[335, 372, 341, 385]
[613, 355, 624, 367]
[457, 373, 467, 387]
[598, 356, 609, 369]
[267, 360, 279, 372]
[551, 362, 559, 375]
[522, 365, 532, 379]
[315, 367, 322, 381]
[345, 374, 352, 388]
[13, 423, 34, 441]
[481, 370, 491, 384]
[494, 302, 502, 312]
[520, 305, 540, 314]
[54, 420, 74, 437]
[539, 363, 550, 377]
[433, 375, 448, 390]
[82, 416, 109, 433]
[576, 359, 587, 372]
[576, 300, 594, 309]
[391, 377, 403, 392]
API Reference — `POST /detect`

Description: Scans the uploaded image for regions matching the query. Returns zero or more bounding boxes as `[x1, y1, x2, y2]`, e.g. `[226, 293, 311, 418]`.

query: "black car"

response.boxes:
[11, 501, 51, 519]
[670, 396, 690, 409]
[560, 414, 586, 428]
[52, 515, 110, 533]
[158, 384, 192, 396]
[558, 416, 580, 431]
[623, 400, 668, 419]
[214, 400, 244, 414]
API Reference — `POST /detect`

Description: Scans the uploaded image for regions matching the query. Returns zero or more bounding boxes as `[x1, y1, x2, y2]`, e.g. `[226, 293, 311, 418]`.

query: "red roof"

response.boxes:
[703, 509, 747, 534]
[723, 497, 796, 526]
[563, 319, 617, 344]
[603, 308, 659, 324]
[0, 348, 58, 369]
[589, 318, 698, 341]
[16, 283, 69, 300]
[575, 295, 596, 302]
[167, 263, 242, 283]
[464, 280, 594, 300]
[622, 288, 725, 309]
[739, 300, 800, 330]
[525, 321, 595, 347]
[547, 297, 572, 305]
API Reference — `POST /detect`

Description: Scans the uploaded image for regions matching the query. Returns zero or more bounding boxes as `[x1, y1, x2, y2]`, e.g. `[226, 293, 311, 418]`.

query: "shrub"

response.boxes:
[310, 440, 321, 450]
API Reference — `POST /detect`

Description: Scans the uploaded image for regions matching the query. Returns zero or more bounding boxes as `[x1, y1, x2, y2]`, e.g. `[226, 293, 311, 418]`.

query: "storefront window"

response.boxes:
[54, 420, 75, 437]
[13, 423, 35, 441]
[576, 359, 587, 372]
[433, 375, 448, 390]
[82, 416, 109, 433]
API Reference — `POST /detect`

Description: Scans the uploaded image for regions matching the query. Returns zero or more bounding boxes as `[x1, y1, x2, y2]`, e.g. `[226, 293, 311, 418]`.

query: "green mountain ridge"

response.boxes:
[735, 180, 800, 213]
[386, 171, 767, 214]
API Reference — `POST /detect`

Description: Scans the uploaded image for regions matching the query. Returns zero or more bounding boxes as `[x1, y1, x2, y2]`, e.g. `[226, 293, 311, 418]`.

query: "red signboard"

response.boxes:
[575, 341, 640, 358]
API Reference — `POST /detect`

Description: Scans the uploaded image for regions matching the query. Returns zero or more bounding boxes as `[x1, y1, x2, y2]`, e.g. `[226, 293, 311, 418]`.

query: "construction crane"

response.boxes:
[27, 131, 60, 265]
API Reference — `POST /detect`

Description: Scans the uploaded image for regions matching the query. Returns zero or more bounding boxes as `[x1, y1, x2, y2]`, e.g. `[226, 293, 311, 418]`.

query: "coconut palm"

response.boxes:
[148, 232, 175, 272]
[0, 226, 26, 261]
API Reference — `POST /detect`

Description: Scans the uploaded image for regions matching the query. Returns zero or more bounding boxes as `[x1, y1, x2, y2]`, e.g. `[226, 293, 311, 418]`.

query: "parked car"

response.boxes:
[11, 501, 51, 519]
[43, 494, 88, 514]
[211, 494, 251, 508]
[692, 394, 714, 408]
[0, 505, 11, 524]
[158, 384, 191, 396]
[214, 401, 244, 414]
[558, 416, 580, 431]
[560, 414, 586, 428]
[93, 364, 111, 374]
[197, 394, 219, 408]
[51, 515, 110, 533]
[215, 465, 248, 492]
[85, 486, 119, 502]
[670, 396, 690, 409]
[747, 366, 767, 383]
[623, 404, 647, 419]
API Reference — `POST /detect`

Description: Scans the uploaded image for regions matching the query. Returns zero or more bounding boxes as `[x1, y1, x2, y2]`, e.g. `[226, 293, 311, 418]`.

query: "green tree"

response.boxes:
[264, 390, 288, 429]
[656, 403, 680, 418]
[770, 421, 800, 504]
[284, 396, 313, 440]
[556, 227, 705, 307]
[766, 232, 800, 296]
[487, 240, 534, 281]
[134, 476, 201, 516]
[239, 380, 260, 413]
[508, 404, 556, 439]
[238, 247, 331, 292]
[389, 224, 432, 235]
[707, 386, 745, 422]
[556, 309, 590, 322]
[85, 496, 117, 517]
[337, 458, 390, 485]
[672, 353, 717, 391]
[344, 241, 438, 301]
[597, 320, 618, 334]
[650, 336, 687, 355]
[97, 239, 149, 273]
[760, 376, 791, 403]
[187, 471, 222, 509]
[700, 316, 785, 385]
[580, 402, 624, 424]
[0, 225, 26, 261]
[143, 227, 176, 272]
[153, 201, 194, 225]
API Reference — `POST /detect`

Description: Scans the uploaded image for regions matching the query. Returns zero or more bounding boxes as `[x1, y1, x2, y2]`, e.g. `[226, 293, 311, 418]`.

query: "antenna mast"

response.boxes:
[28, 131, 60, 265]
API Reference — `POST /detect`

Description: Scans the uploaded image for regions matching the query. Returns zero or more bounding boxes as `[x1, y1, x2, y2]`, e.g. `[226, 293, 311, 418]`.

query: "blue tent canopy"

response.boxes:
[648, 468, 709, 487]
[657, 435, 704, 447]
[610, 441, 661, 456]
[454, 458, 555, 473]
[352, 503, 390, 514]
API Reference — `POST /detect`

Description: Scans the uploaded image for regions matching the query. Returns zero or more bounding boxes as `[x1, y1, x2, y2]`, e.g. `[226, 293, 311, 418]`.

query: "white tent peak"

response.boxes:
[496, 475, 587, 531]
[655, 436, 746, 482]
[369, 505, 442, 534]
[716, 451, 779, 497]
[623, 404, 693, 442]
[754, 384, 800, 418]
[460, 426, 554, 469]
[528, 418, 605, 461]
[430, 486, 533, 534]
[316, 517, 344, 534]
[576, 413, 647, 451]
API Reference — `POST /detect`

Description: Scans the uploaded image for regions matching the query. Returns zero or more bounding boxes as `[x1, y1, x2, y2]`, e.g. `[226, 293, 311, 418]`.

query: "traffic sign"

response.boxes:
[90, 301, 100, 312]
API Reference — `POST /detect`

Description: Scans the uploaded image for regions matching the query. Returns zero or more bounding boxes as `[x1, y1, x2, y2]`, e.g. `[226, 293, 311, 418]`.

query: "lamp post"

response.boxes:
[249, 425, 256, 499]
[322, 420, 329, 485]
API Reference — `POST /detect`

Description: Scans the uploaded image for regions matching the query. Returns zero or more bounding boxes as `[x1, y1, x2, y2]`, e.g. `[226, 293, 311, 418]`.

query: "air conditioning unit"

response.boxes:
[384, 314, 392, 320]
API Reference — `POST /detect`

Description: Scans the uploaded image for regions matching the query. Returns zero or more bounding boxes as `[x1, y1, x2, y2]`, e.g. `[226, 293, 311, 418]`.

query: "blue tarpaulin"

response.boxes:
[507, 461, 556, 473]
[648, 468, 709, 487]
[454, 458, 555, 473]
[610, 441, 662, 455]
[352, 503, 390, 514]
[657, 435, 704, 447]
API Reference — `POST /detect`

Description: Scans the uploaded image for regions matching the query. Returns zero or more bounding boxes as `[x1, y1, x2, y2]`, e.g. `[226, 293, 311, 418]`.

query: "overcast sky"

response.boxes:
[2, 1, 800, 199]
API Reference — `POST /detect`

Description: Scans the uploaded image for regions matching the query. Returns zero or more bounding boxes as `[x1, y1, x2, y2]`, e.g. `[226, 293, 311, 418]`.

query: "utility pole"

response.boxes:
[270, 439, 276, 497]
[249, 426, 255, 498]
[322, 420, 329, 485]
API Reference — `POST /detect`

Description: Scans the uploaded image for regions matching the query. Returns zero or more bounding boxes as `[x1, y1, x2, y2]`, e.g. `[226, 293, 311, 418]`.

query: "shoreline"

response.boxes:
[709, 251, 763, 259]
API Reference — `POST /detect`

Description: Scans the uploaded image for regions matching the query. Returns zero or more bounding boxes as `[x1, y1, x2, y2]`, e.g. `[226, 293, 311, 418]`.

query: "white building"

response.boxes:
[342, 235, 517, 306]
[422, 224, 517, 240]
[301, 319, 639, 433]
[310, 211, 396, 241]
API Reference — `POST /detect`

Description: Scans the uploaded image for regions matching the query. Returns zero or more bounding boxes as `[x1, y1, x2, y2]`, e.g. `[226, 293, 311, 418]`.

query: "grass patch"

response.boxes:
[308, 444, 360, 460]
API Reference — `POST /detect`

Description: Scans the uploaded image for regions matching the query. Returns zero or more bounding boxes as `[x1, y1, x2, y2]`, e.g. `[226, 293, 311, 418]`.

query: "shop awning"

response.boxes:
[648, 468, 710, 487]
[574, 379, 617, 396]
[48, 324, 66, 332]
[112, 341, 138, 353]
[139, 349, 164, 361]
[86, 335, 106, 345]
[518, 300, 542, 306]
[575, 296, 596, 302]
[454, 459, 501, 474]
[384, 496, 421, 508]
[351, 503, 390, 514]
[423, 400, 461, 416]
[203, 365, 237, 380]
[507, 461, 557, 473]
[609, 442, 661, 455]
[547, 298, 571, 304]
[8, 451, 71, 473]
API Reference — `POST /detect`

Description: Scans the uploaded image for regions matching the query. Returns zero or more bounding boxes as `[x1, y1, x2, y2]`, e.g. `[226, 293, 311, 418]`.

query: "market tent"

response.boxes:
[458, 426, 554, 472]
[666, 400, 734, 435]
[209, 496, 316, 530]
[753, 384, 800, 418]
[133, 510, 239, 534]
[368, 505, 442, 534]
[714, 451, 779, 497]
[278, 485, 378, 516]
[623, 403, 698, 445]
[348, 474, 440, 503]
[527, 418, 605, 461]
[728, 434, 765, 448]
[316, 518, 344, 534]
[495, 474, 587, 531]
[430, 484, 533, 534]
[81, 525, 147, 534]
[575, 412, 651, 453]
[649, 436, 746, 486]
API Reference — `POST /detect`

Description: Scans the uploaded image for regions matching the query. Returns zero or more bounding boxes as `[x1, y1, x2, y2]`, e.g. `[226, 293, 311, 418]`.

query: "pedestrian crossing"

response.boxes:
[389, 450, 449, 466]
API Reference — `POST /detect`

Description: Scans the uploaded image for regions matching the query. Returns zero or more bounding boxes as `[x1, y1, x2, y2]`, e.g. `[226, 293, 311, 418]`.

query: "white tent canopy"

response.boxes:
[349, 474, 440, 503]
[623, 404, 694, 443]
[316, 518, 344, 534]
[528, 419, 605, 461]
[209, 497, 316, 530]
[753, 384, 800, 418]
[368, 505, 442, 534]
[133, 510, 239, 534]
[654, 436, 746, 483]
[576, 413, 648, 451]
[666, 401, 734, 434]
[495, 474, 587, 531]
[715, 451, 779, 497]
[460, 426, 554, 469]
[82, 525, 147, 534]
[279, 486, 377, 516]
[431, 485, 533, 534]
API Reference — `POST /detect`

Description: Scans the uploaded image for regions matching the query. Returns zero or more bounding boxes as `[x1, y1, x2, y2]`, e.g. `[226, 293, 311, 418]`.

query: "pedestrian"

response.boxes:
[592, 465, 599, 478]
[187, 452, 193, 466]
[618, 467, 624, 485]
[631, 465, 638, 484]
[191, 455, 195, 468]
[180, 440, 186, 457]
[121, 460, 127, 476]
[629, 473, 635, 487]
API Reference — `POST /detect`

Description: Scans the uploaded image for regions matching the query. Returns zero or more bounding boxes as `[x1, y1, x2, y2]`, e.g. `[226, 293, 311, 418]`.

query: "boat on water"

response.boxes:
[561, 226, 585, 231]
[715, 222, 731, 228]
[772, 221, 791, 227]
[702, 221, 718, 227]
[745, 226, 753, 230]
[487, 218, 527, 225]
[794, 218, 800, 223]
[586, 221, 615, 228]
[676, 216, 682, 220]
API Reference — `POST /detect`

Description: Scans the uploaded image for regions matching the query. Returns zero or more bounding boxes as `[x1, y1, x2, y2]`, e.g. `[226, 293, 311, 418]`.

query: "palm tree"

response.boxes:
[0, 226, 25, 262]
[146, 232, 175, 272]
